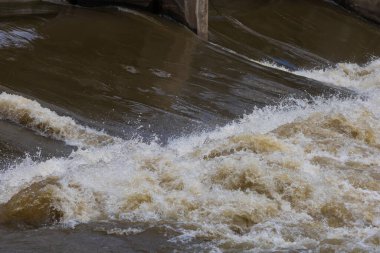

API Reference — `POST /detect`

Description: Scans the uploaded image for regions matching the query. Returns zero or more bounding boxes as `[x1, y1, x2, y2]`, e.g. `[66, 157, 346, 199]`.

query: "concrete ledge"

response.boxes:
[66, 0, 209, 39]
[0, 0, 208, 39]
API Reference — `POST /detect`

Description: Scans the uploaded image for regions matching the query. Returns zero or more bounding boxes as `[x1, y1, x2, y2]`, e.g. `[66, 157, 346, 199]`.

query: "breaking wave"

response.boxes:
[0, 92, 113, 147]
[0, 59, 379, 252]
[294, 59, 380, 89]
[260, 58, 380, 90]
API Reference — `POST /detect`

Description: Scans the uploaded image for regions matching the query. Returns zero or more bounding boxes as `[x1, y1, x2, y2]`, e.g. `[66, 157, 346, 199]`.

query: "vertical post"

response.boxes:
[196, 0, 208, 40]
[162, 0, 208, 40]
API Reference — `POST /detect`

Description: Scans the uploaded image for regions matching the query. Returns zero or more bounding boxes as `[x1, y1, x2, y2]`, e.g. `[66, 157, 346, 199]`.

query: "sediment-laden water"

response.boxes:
[0, 1, 379, 252]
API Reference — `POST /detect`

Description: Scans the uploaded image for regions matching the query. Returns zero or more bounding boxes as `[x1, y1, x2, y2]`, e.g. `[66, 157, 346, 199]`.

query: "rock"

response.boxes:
[334, 0, 380, 23]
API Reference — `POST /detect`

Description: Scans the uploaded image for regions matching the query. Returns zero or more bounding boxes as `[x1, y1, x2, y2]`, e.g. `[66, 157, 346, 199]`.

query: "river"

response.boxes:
[0, 0, 379, 252]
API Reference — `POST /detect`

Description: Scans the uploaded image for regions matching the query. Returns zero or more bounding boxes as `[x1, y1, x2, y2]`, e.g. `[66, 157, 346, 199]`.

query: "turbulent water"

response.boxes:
[0, 1, 379, 252]
[1, 61, 379, 252]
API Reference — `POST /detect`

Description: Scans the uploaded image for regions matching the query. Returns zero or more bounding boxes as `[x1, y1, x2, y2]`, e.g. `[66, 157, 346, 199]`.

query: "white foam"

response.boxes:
[294, 59, 380, 89]
[259, 58, 380, 90]
[1, 60, 379, 251]
[0, 92, 114, 147]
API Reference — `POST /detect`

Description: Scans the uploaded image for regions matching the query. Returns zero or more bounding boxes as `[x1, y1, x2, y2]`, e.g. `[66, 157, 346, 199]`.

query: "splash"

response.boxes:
[260, 58, 380, 90]
[294, 59, 380, 89]
[0, 92, 113, 147]
[0, 60, 379, 252]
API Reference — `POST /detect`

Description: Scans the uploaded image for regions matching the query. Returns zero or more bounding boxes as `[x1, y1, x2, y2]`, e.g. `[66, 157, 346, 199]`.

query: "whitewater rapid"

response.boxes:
[0, 59, 379, 252]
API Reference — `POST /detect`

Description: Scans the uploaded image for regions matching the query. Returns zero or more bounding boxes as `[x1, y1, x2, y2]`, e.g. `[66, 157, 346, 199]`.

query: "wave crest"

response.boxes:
[0, 92, 114, 147]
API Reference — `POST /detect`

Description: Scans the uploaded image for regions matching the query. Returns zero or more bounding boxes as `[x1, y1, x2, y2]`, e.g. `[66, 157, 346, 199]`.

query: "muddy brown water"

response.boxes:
[0, 1, 379, 252]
